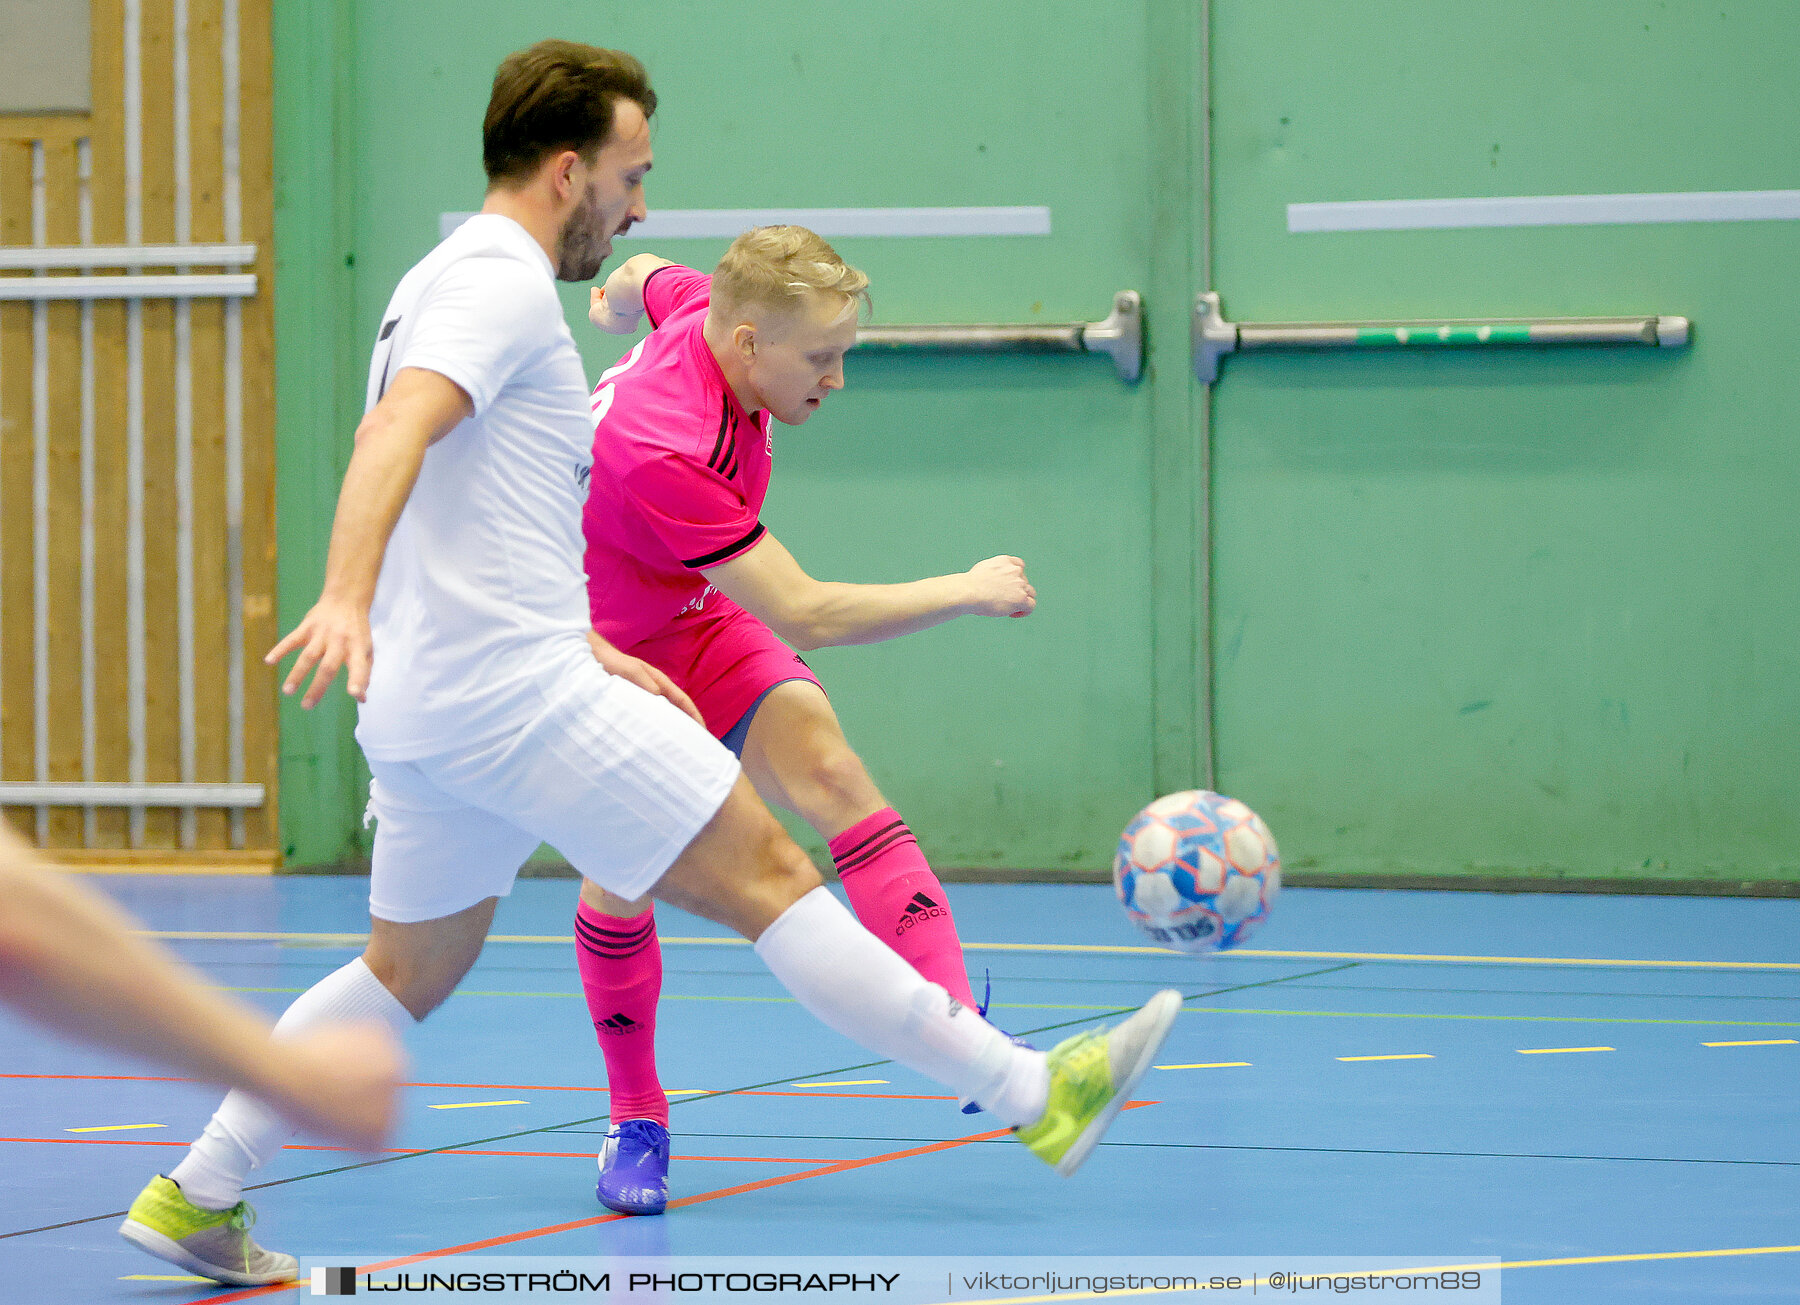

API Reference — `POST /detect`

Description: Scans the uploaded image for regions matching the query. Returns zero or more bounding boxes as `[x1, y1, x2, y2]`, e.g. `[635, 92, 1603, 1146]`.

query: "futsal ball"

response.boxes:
[1113, 790, 1280, 953]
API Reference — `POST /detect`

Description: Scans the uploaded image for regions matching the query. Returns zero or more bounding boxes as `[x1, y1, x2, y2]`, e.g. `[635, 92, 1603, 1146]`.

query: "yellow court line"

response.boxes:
[664, 1089, 712, 1096]
[66, 1123, 165, 1133]
[143, 931, 372, 943]
[791, 1080, 890, 1088]
[1704, 1038, 1796, 1047]
[426, 1100, 527, 1110]
[206, 985, 1800, 1031]
[926, 1245, 1800, 1305]
[1156, 1062, 1251, 1070]
[1517, 1045, 1614, 1055]
[135, 930, 1800, 971]
[1338, 1053, 1434, 1062]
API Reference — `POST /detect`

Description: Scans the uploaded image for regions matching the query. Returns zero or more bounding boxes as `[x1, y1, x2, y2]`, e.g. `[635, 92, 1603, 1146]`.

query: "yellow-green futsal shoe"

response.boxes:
[1016, 989, 1182, 1176]
[119, 1175, 298, 1286]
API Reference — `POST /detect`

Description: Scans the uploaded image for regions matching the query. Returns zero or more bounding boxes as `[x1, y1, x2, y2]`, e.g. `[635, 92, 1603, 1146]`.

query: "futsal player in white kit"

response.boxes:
[117, 40, 1180, 1285]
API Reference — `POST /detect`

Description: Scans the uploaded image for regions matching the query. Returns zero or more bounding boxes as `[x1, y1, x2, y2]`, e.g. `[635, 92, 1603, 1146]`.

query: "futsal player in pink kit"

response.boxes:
[577, 226, 1036, 1213]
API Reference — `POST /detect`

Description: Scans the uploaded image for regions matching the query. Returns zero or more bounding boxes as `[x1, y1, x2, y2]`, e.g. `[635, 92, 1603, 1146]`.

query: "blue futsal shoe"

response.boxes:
[596, 1119, 670, 1216]
[961, 971, 1036, 1115]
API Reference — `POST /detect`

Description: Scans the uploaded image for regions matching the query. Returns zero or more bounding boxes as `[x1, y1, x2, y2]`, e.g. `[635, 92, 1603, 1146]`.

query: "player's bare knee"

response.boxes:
[794, 744, 882, 826]
[709, 803, 821, 933]
[750, 817, 822, 903]
[579, 876, 648, 916]
[362, 949, 459, 1021]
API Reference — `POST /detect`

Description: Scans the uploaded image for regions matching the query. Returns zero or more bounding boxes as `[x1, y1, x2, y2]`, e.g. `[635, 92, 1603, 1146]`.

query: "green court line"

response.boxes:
[146, 931, 1800, 971]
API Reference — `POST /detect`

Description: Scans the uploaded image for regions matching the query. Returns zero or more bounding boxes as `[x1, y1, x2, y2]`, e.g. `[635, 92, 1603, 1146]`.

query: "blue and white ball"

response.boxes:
[1113, 790, 1280, 953]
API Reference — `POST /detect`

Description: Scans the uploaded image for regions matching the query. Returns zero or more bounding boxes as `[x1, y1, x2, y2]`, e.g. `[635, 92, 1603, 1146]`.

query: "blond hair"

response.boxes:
[710, 225, 870, 325]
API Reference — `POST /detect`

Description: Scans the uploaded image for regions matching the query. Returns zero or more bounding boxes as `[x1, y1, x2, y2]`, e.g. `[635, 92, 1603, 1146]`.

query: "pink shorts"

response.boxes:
[624, 593, 822, 743]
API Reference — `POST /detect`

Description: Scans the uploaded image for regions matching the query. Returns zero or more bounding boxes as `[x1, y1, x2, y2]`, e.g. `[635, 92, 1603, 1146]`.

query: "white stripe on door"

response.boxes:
[440, 205, 1051, 242]
[1289, 189, 1800, 233]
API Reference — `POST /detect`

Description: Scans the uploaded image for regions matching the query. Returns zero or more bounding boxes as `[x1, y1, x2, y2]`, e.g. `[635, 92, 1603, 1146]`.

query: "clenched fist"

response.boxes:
[965, 555, 1036, 618]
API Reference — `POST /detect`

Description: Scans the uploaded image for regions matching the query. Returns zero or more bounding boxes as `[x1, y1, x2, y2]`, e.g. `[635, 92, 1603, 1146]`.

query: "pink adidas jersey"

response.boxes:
[583, 264, 775, 647]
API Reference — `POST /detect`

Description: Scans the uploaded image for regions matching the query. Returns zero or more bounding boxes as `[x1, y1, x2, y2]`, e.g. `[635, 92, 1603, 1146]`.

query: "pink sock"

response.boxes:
[829, 808, 977, 1009]
[574, 900, 669, 1127]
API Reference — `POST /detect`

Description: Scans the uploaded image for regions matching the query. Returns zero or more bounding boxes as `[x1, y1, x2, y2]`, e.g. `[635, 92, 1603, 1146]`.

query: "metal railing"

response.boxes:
[0, 226, 257, 840]
[855, 290, 1142, 382]
[0, 782, 265, 808]
[0, 242, 257, 301]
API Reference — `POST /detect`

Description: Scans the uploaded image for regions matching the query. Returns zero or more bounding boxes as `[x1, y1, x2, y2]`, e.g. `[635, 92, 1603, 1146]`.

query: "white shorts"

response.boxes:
[363, 659, 740, 924]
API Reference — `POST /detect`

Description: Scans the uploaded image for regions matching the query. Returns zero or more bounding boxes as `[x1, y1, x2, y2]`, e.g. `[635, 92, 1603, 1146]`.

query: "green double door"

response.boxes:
[1207, 1, 1798, 885]
[319, 1, 1797, 883]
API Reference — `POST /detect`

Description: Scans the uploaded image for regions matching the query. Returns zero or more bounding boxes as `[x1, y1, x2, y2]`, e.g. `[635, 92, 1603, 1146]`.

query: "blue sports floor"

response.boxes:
[1, 875, 1796, 1302]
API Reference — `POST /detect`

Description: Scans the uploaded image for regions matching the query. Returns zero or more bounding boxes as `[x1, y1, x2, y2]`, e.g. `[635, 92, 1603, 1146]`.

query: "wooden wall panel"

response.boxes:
[137, 0, 179, 849]
[88, 0, 131, 849]
[189, 0, 229, 850]
[0, 0, 278, 865]
[238, 0, 276, 852]
[43, 141, 85, 847]
[0, 142, 36, 834]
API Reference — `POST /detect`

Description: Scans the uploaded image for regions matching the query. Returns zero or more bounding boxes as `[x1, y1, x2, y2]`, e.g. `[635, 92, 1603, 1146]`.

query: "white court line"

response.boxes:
[441, 206, 1051, 241]
[1290, 189, 1800, 233]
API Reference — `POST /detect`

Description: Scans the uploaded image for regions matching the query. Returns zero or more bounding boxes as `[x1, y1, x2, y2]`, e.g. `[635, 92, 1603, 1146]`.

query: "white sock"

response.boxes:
[753, 887, 1050, 1127]
[168, 957, 414, 1210]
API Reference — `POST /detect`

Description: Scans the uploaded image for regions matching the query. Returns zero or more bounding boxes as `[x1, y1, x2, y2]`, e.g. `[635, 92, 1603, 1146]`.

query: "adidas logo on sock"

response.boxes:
[896, 891, 947, 936]
[597, 1012, 642, 1036]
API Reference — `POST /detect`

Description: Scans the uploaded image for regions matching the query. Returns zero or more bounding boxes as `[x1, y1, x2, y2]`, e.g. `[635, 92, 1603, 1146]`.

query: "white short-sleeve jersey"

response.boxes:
[354, 214, 596, 760]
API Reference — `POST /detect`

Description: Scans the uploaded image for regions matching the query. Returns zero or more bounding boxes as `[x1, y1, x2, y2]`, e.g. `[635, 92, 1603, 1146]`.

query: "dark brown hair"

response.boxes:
[482, 40, 656, 186]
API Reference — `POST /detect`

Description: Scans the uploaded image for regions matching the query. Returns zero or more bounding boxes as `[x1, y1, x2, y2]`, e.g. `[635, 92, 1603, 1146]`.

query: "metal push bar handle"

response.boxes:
[855, 290, 1142, 382]
[1193, 291, 1690, 384]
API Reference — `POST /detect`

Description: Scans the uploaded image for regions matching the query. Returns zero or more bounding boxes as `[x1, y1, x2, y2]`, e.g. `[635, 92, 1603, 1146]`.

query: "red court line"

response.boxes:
[199, 1106, 1151, 1305]
[0, 1137, 828, 1163]
[4, 1071, 956, 1103]
[0, 1073, 190, 1084]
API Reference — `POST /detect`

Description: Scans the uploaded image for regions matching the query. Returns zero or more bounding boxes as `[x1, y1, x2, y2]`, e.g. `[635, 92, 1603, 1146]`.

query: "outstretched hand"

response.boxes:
[967, 555, 1037, 618]
[266, 597, 372, 709]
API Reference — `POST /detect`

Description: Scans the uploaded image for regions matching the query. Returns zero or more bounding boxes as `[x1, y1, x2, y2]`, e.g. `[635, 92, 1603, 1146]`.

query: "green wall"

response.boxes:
[271, 0, 1798, 888]
[270, 0, 1202, 869]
